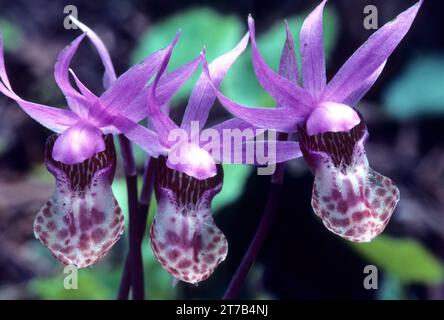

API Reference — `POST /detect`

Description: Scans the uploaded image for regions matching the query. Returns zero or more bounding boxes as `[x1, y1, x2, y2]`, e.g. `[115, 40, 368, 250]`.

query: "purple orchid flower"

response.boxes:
[204, 0, 422, 242]
[119, 33, 300, 284]
[0, 19, 200, 267]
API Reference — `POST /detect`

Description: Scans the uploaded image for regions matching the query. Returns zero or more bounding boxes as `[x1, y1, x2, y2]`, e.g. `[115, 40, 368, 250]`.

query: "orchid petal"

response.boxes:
[150, 157, 227, 284]
[0, 82, 78, 133]
[146, 32, 182, 145]
[69, 15, 117, 88]
[248, 15, 313, 113]
[181, 33, 250, 132]
[35, 135, 124, 268]
[69, 68, 99, 102]
[150, 54, 203, 113]
[343, 61, 386, 107]
[208, 92, 300, 133]
[91, 36, 177, 126]
[0, 38, 79, 133]
[52, 121, 105, 164]
[111, 114, 168, 157]
[202, 55, 303, 132]
[122, 55, 203, 123]
[210, 117, 256, 134]
[306, 101, 361, 135]
[323, 0, 422, 105]
[213, 139, 302, 165]
[279, 20, 298, 85]
[54, 34, 92, 116]
[300, 0, 327, 98]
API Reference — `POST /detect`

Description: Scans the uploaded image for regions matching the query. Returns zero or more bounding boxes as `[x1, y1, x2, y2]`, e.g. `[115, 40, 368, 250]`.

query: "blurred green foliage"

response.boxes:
[30, 245, 177, 299]
[30, 267, 120, 299]
[0, 19, 23, 51]
[351, 235, 444, 284]
[384, 55, 444, 119]
[213, 164, 252, 213]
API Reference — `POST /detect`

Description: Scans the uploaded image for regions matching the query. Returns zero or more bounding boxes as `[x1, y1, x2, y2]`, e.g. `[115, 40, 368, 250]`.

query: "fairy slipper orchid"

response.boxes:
[0, 19, 198, 266]
[119, 33, 301, 284]
[34, 134, 123, 267]
[205, 0, 422, 242]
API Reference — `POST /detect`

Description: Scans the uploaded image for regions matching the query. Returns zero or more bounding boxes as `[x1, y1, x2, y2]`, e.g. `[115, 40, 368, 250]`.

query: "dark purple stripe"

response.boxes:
[298, 121, 366, 173]
[45, 134, 116, 191]
[155, 156, 223, 207]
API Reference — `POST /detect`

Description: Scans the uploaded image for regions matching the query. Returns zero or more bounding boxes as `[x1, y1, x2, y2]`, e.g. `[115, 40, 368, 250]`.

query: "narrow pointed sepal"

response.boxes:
[34, 135, 124, 267]
[299, 121, 400, 242]
[150, 157, 227, 284]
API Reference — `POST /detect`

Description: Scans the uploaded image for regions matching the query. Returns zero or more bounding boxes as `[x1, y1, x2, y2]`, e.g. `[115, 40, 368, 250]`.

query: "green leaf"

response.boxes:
[351, 235, 444, 284]
[131, 8, 243, 105]
[383, 55, 444, 119]
[213, 164, 252, 212]
[224, 8, 339, 106]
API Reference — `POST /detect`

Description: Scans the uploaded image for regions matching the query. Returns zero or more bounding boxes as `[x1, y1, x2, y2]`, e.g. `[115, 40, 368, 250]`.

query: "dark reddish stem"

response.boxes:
[223, 133, 288, 300]
[117, 135, 144, 300]
[118, 156, 156, 300]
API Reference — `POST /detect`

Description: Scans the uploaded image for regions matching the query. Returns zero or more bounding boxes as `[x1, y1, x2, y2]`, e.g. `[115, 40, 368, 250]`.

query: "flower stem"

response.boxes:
[223, 133, 288, 300]
[118, 156, 156, 300]
[117, 135, 144, 300]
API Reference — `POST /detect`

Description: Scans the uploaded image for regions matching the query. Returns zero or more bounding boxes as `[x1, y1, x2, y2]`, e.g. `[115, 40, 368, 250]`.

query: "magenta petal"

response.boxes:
[150, 157, 227, 284]
[0, 82, 79, 133]
[34, 135, 124, 268]
[213, 139, 302, 164]
[210, 117, 256, 134]
[279, 20, 298, 85]
[299, 122, 400, 242]
[111, 114, 168, 157]
[155, 54, 203, 107]
[52, 121, 105, 165]
[69, 16, 117, 89]
[248, 15, 313, 113]
[181, 33, 249, 132]
[306, 101, 361, 135]
[146, 32, 182, 145]
[323, 0, 422, 105]
[166, 143, 217, 180]
[121, 54, 203, 124]
[202, 56, 304, 132]
[69, 69, 99, 102]
[300, 0, 327, 98]
[208, 91, 299, 132]
[342, 61, 386, 107]
[0, 38, 79, 133]
[92, 37, 175, 126]
[54, 34, 91, 116]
